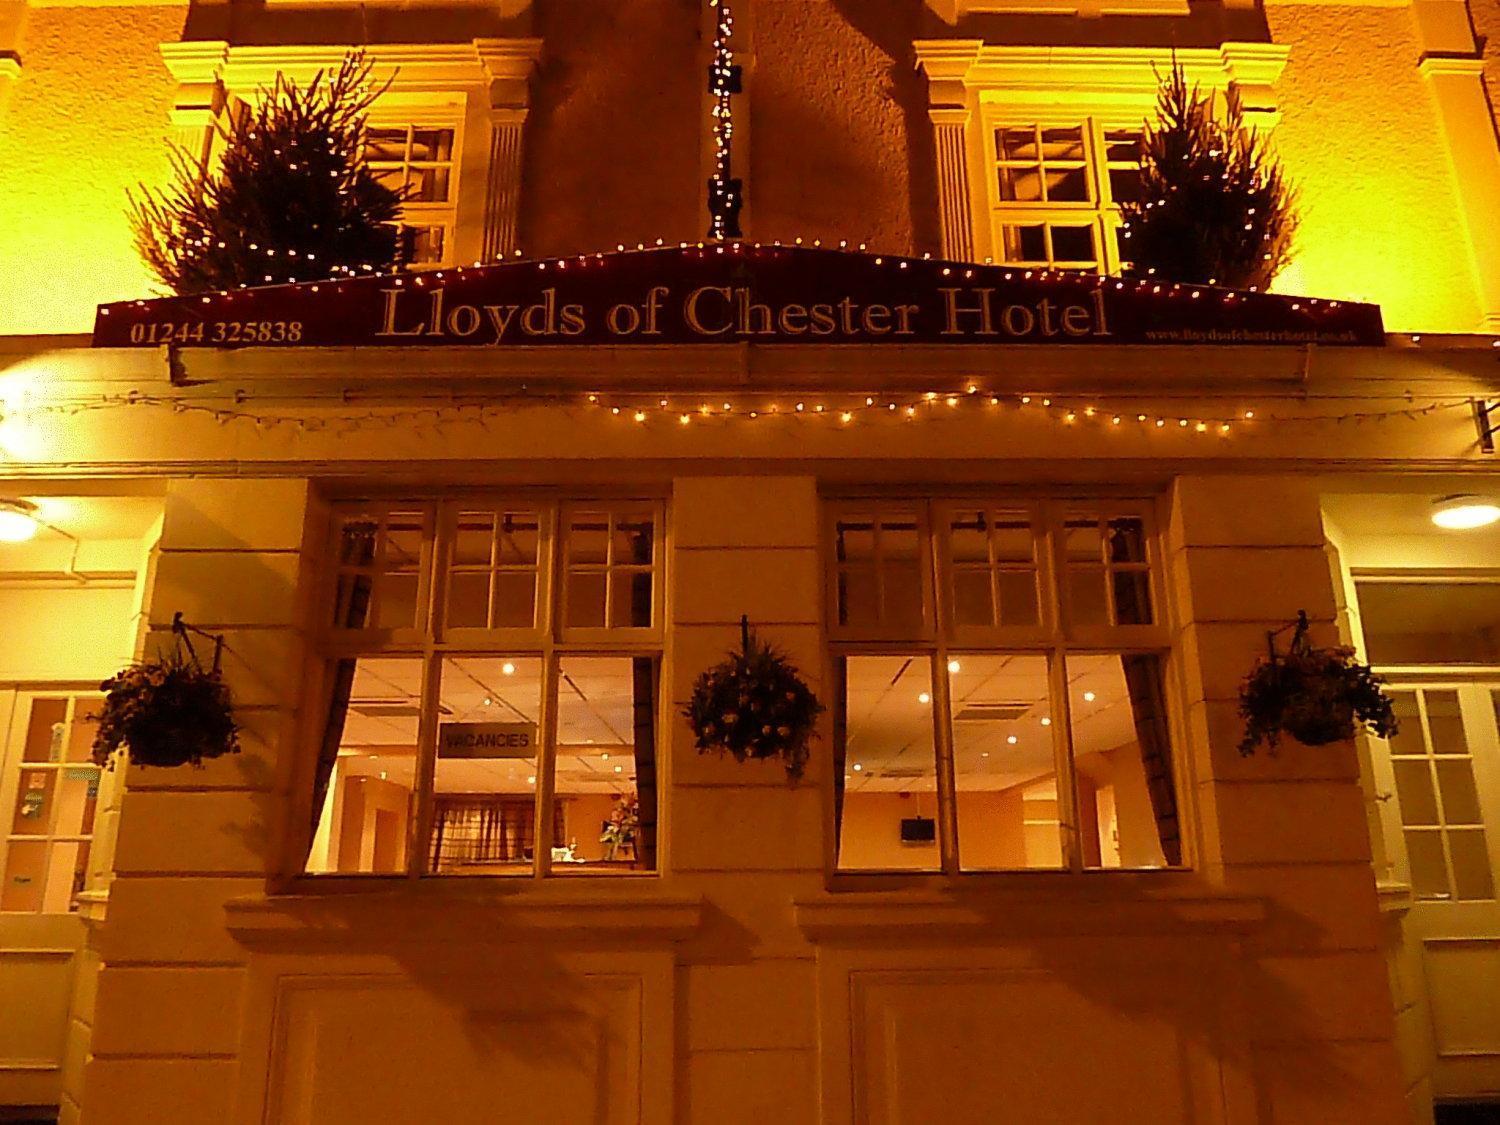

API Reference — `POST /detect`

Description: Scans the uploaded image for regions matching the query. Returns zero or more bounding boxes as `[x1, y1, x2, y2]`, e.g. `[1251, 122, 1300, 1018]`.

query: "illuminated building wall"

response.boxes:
[1, 1, 1498, 332]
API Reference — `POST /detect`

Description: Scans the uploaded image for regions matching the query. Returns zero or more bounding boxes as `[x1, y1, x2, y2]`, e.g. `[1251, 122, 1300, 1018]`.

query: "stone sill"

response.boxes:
[796, 877, 1266, 940]
[224, 883, 704, 950]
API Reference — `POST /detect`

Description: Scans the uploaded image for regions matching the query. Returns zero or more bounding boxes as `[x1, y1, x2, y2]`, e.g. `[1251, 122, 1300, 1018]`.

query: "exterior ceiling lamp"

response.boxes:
[0, 499, 40, 542]
[1431, 494, 1500, 531]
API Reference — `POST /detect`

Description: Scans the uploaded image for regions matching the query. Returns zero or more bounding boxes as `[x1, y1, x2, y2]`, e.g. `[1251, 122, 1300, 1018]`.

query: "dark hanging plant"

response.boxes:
[1238, 611, 1397, 756]
[92, 615, 240, 770]
[685, 616, 824, 782]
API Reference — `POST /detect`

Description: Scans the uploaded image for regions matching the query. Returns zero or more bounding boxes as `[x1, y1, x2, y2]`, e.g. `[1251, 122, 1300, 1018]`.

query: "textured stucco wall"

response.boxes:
[1265, 2, 1482, 330]
[521, 0, 702, 257]
[0, 6, 183, 334]
[748, 0, 937, 255]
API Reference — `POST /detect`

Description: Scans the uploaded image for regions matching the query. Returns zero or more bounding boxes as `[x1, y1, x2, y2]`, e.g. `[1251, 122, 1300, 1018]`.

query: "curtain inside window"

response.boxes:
[306, 521, 377, 854]
[631, 656, 659, 869]
[430, 796, 565, 871]
[1121, 654, 1181, 866]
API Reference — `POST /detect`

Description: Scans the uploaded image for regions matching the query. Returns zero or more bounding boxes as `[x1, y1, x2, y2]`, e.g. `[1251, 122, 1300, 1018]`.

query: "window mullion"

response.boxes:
[927, 509, 961, 875]
[1049, 649, 1085, 872]
[410, 505, 451, 877]
[534, 647, 560, 879]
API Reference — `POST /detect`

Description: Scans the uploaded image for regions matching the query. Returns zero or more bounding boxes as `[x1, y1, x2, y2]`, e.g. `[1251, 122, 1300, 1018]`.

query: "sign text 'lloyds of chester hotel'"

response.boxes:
[92, 246, 1386, 349]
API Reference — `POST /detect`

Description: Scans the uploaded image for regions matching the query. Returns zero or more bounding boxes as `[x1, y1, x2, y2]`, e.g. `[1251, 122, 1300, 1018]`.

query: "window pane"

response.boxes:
[409, 128, 453, 164]
[1104, 130, 1141, 163]
[453, 512, 495, 567]
[1387, 691, 1423, 756]
[1107, 518, 1147, 563]
[614, 513, 655, 567]
[446, 573, 490, 629]
[365, 127, 408, 163]
[492, 572, 537, 629]
[0, 840, 48, 912]
[305, 655, 422, 874]
[1394, 759, 1439, 825]
[1068, 568, 1109, 627]
[999, 168, 1042, 202]
[991, 518, 1034, 563]
[567, 572, 607, 628]
[1039, 127, 1085, 161]
[835, 515, 875, 564]
[1045, 166, 1089, 202]
[1050, 224, 1097, 262]
[568, 512, 610, 565]
[1001, 224, 1047, 262]
[952, 569, 994, 627]
[1065, 520, 1103, 562]
[1074, 654, 1180, 868]
[880, 517, 925, 632]
[839, 566, 879, 628]
[949, 512, 990, 563]
[1425, 690, 1466, 754]
[50, 768, 98, 836]
[1109, 167, 1141, 205]
[951, 654, 1060, 870]
[431, 656, 542, 875]
[496, 513, 540, 566]
[12, 768, 56, 834]
[1357, 582, 1500, 664]
[1449, 829, 1495, 900]
[1436, 760, 1483, 824]
[609, 570, 654, 629]
[1406, 830, 1450, 898]
[1112, 569, 1153, 626]
[23, 698, 67, 762]
[550, 656, 657, 873]
[401, 225, 446, 265]
[997, 571, 1040, 627]
[837, 656, 940, 871]
[376, 572, 420, 630]
[996, 126, 1038, 161]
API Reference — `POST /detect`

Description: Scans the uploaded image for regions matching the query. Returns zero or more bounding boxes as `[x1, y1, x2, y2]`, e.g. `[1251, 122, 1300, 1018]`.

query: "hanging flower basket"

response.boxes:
[685, 617, 824, 782]
[1237, 611, 1397, 755]
[91, 615, 240, 770]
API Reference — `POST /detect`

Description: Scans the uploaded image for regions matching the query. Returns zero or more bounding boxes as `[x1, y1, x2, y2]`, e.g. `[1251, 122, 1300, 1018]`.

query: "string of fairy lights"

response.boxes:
[2, 386, 1477, 439]
[706, 0, 743, 240]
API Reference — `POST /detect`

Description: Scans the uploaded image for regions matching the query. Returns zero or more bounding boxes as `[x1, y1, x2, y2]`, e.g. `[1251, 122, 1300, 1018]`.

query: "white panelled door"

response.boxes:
[1375, 681, 1500, 1099]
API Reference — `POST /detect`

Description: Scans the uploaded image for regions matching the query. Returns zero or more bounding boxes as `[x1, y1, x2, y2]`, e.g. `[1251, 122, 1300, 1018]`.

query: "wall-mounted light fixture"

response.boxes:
[1431, 494, 1500, 530]
[0, 499, 40, 542]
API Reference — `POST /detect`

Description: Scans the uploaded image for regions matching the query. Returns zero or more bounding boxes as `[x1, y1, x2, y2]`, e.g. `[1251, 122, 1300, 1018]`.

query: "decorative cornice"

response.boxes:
[158, 40, 230, 86]
[1419, 54, 1486, 79]
[915, 42, 1287, 101]
[212, 40, 541, 96]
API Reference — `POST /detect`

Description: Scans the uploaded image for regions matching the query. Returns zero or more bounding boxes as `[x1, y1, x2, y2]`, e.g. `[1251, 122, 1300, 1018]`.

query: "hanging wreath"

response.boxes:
[1238, 610, 1397, 755]
[91, 614, 241, 770]
[685, 617, 824, 782]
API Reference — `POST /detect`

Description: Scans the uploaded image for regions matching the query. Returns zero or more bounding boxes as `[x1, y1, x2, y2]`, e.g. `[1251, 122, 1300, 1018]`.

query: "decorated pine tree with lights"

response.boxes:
[1119, 63, 1297, 291]
[129, 54, 405, 295]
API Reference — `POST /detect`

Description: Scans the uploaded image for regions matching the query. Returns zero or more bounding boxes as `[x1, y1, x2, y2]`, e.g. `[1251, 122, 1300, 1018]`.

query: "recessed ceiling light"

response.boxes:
[1040, 717, 1052, 726]
[1432, 495, 1500, 530]
[918, 692, 931, 704]
[482, 697, 492, 707]
[980, 751, 989, 758]
[600, 752, 610, 760]
[527, 775, 536, 784]
[613, 765, 622, 773]
[1006, 735, 1018, 745]
[501, 662, 517, 675]
[1083, 691, 1096, 702]
[947, 659, 962, 673]
[0, 499, 39, 543]
[852, 763, 863, 772]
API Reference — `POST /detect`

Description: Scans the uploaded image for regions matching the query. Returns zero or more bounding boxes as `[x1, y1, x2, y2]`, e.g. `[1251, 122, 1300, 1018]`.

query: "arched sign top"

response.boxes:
[93, 244, 1384, 350]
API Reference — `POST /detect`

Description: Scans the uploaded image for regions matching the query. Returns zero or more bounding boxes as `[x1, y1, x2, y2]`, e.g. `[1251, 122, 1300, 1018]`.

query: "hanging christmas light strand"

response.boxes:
[706, 0, 743, 240]
[0, 388, 1476, 441]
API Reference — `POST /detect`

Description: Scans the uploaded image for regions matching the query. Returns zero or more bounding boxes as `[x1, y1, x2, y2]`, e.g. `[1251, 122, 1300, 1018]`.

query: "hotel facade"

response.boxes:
[1, 1, 1500, 1122]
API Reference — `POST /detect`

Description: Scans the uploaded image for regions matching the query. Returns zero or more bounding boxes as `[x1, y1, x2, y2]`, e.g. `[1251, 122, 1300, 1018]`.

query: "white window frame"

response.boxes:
[364, 112, 465, 268]
[306, 495, 666, 881]
[983, 116, 1142, 274]
[825, 497, 1181, 876]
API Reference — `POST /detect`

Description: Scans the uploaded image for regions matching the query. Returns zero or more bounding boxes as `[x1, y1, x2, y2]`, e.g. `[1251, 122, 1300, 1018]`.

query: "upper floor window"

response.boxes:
[987, 120, 1141, 273]
[365, 123, 461, 266]
[827, 500, 1180, 874]
[305, 498, 662, 879]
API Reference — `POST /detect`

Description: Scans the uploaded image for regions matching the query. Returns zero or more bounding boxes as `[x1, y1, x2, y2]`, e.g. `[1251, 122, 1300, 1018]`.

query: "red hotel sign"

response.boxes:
[93, 245, 1385, 349]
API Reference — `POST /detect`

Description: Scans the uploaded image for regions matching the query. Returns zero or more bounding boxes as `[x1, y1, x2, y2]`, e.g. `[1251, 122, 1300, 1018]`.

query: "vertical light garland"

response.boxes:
[706, 0, 743, 240]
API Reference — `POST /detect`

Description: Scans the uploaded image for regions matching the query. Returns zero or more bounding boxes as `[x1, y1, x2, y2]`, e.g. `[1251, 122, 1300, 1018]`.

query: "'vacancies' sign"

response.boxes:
[438, 722, 537, 760]
[93, 245, 1385, 349]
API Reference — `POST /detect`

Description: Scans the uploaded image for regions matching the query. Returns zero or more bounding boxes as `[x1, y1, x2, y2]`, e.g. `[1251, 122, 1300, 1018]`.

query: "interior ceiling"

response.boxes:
[1324, 491, 1500, 551]
[337, 652, 1143, 798]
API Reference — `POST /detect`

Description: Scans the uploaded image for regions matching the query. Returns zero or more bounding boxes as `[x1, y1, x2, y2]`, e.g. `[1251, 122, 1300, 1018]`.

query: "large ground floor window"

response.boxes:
[304, 500, 662, 878]
[828, 500, 1181, 874]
